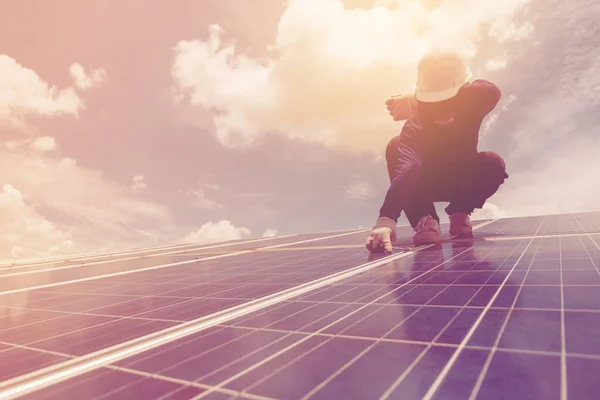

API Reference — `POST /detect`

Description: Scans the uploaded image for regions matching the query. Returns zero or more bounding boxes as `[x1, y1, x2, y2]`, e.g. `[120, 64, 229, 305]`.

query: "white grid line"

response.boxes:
[0, 231, 361, 279]
[319, 245, 501, 344]
[0, 339, 269, 400]
[379, 244, 526, 399]
[186, 237, 496, 398]
[559, 219, 568, 400]
[0, 221, 471, 400]
[0, 251, 369, 336]
[193, 227, 499, 399]
[313, 247, 494, 399]
[299, 341, 379, 400]
[467, 237, 541, 399]
[0, 251, 368, 353]
[5, 215, 600, 399]
[421, 216, 547, 400]
[0, 234, 302, 273]
[0, 230, 366, 296]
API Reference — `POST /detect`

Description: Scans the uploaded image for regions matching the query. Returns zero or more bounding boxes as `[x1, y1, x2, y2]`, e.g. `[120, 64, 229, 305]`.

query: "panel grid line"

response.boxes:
[6, 214, 600, 399]
[0, 230, 366, 296]
[467, 237, 541, 399]
[299, 341, 379, 400]
[191, 232, 498, 399]
[0, 340, 263, 400]
[421, 216, 547, 400]
[190, 245, 485, 399]
[0, 249, 369, 323]
[379, 244, 526, 400]
[0, 222, 498, 400]
[559, 219, 568, 400]
[0, 233, 302, 273]
[0, 250, 372, 355]
[320, 246, 500, 399]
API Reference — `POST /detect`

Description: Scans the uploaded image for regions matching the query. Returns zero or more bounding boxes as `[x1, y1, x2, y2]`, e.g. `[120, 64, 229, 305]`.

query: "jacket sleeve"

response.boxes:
[459, 79, 502, 116]
[378, 123, 424, 222]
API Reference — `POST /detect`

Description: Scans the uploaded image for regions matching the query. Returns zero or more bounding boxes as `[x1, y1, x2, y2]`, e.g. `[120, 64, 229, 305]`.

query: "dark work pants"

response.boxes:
[385, 136, 509, 229]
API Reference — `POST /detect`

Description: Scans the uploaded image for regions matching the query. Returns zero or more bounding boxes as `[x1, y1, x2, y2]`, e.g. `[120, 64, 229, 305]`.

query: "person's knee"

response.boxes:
[478, 151, 507, 177]
[386, 136, 402, 159]
[385, 136, 402, 181]
[391, 161, 422, 185]
[479, 151, 506, 172]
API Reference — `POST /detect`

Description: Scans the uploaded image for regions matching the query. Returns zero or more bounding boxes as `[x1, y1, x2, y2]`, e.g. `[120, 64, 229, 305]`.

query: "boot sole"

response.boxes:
[413, 232, 442, 246]
[449, 230, 473, 237]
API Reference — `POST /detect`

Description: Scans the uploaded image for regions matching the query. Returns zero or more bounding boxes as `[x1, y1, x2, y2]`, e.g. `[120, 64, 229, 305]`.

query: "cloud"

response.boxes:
[0, 55, 174, 259]
[69, 63, 108, 90]
[262, 228, 278, 237]
[482, 4, 600, 218]
[4, 135, 58, 153]
[0, 184, 74, 259]
[472, 202, 511, 220]
[130, 173, 148, 192]
[485, 58, 508, 71]
[181, 220, 251, 243]
[344, 179, 377, 204]
[184, 185, 226, 210]
[30, 136, 57, 152]
[0, 147, 171, 258]
[171, 0, 533, 154]
[0, 55, 83, 129]
[490, 135, 600, 217]
[481, 94, 516, 136]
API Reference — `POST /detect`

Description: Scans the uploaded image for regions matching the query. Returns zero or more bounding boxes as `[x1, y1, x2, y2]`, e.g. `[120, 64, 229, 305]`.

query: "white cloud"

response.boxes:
[485, 58, 508, 71]
[344, 179, 377, 204]
[481, 94, 516, 136]
[4, 136, 59, 153]
[130, 174, 148, 192]
[0, 55, 83, 129]
[184, 186, 226, 210]
[472, 203, 512, 220]
[485, 10, 600, 219]
[0, 148, 171, 258]
[262, 228, 278, 237]
[30, 136, 57, 152]
[172, 0, 533, 154]
[181, 220, 251, 243]
[0, 184, 74, 259]
[0, 56, 172, 259]
[69, 63, 107, 90]
[489, 135, 600, 217]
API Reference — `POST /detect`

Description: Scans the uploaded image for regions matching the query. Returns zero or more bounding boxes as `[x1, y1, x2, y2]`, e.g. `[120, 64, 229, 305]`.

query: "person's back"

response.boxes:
[409, 78, 501, 169]
[365, 48, 508, 254]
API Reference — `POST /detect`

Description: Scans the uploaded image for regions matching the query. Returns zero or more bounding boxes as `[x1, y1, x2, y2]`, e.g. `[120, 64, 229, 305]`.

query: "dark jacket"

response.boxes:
[379, 80, 502, 221]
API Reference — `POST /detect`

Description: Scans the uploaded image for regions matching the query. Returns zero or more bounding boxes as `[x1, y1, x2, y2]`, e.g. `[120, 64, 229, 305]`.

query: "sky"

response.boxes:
[0, 0, 599, 260]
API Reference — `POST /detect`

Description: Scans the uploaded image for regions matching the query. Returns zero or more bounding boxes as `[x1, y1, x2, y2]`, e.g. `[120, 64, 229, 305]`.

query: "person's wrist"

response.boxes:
[374, 216, 397, 231]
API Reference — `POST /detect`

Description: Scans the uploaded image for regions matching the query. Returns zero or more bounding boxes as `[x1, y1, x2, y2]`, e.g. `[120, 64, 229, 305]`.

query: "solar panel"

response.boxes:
[1, 212, 599, 399]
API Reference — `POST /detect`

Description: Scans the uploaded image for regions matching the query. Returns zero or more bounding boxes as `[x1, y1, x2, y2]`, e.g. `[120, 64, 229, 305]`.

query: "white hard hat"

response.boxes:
[414, 48, 472, 103]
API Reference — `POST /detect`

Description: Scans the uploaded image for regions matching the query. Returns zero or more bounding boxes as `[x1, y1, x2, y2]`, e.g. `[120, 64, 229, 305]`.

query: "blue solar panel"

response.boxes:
[1, 212, 600, 399]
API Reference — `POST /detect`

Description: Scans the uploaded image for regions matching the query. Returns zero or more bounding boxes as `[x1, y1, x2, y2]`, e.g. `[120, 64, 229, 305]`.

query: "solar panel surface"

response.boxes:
[1, 212, 600, 399]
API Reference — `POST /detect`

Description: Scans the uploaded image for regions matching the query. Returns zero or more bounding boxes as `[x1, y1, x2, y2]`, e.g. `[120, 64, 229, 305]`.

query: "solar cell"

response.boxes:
[0, 212, 600, 399]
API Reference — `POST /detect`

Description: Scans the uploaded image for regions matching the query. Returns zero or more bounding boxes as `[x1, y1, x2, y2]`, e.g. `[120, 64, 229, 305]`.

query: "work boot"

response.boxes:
[413, 215, 442, 246]
[449, 212, 473, 237]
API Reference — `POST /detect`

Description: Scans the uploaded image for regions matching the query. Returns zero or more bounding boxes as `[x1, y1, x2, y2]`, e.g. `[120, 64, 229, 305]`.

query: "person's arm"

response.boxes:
[385, 93, 418, 121]
[459, 79, 501, 116]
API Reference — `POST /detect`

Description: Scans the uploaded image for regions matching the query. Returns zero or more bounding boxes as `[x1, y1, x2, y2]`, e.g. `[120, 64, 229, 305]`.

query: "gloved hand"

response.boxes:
[385, 94, 417, 121]
[365, 217, 397, 254]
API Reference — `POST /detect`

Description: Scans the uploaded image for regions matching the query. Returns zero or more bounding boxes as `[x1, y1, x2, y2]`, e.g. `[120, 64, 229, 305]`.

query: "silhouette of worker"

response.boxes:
[366, 48, 509, 254]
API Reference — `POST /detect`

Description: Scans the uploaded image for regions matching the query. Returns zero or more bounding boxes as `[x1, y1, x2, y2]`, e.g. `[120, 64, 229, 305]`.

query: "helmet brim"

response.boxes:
[414, 70, 473, 103]
[415, 86, 462, 102]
